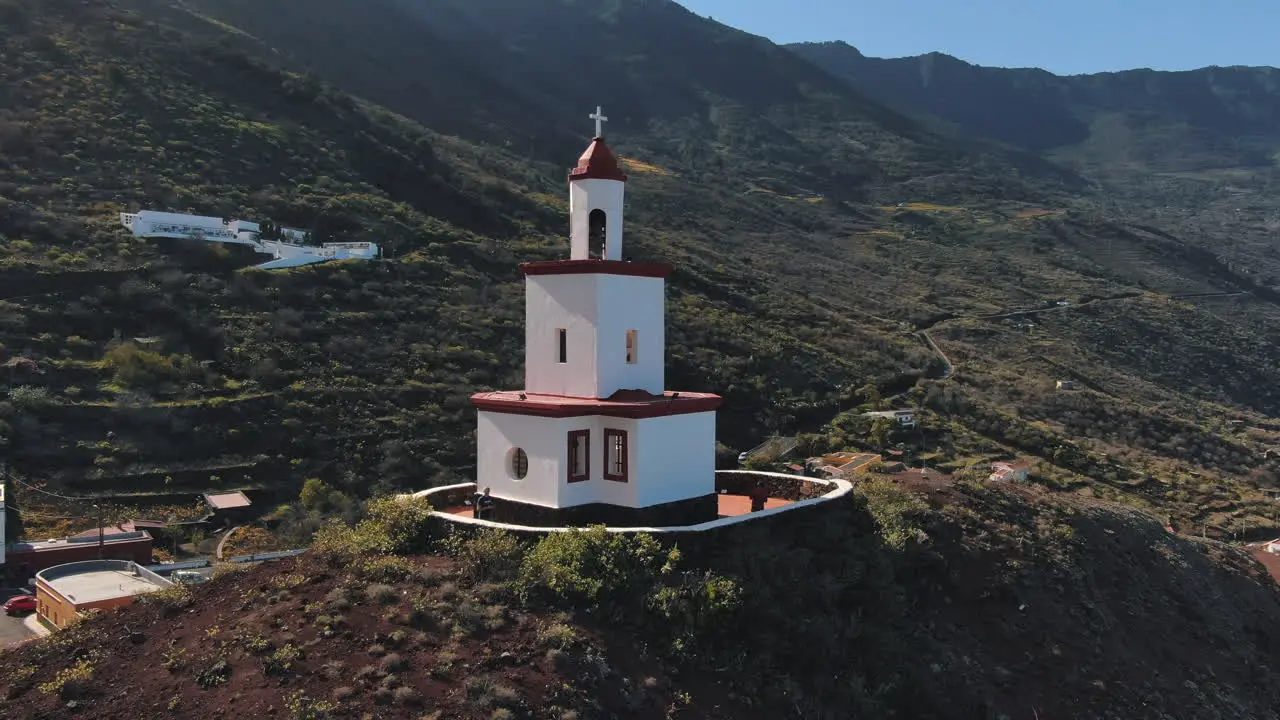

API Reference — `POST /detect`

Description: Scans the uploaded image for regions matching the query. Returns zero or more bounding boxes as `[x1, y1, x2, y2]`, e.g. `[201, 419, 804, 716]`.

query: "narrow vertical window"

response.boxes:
[604, 429, 628, 482]
[557, 328, 567, 364]
[567, 430, 590, 482]
[625, 329, 638, 364]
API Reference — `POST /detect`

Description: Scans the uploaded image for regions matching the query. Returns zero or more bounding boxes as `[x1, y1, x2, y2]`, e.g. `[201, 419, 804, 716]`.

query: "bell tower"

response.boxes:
[569, 106, 627, 261]
[469, 104, 722, 526]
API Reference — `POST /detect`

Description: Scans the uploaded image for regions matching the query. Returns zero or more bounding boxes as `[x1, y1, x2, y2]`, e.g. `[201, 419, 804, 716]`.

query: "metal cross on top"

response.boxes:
[590, 105, 608, 138]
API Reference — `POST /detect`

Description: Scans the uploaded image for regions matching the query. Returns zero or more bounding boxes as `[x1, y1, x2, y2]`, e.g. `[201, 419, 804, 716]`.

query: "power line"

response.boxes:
[7, 476, 99, 503]
[11, 509, 88, 521]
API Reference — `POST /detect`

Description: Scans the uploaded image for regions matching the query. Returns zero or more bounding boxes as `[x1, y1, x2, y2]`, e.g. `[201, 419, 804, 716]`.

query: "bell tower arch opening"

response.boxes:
[588, 209, 607, 259]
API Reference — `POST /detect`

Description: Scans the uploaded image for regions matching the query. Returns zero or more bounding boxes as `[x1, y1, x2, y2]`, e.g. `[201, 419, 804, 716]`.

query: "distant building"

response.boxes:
[35, 560, 172, 629]
[204, 491, 254, 523]
[808, 452, 882, 479]
[120, 210, 379, 270]
[1056, 380, 1078, 391]
[4, 529, 153, 583]
[989, 461, 1032, 483]
[861, 409, 917, 429]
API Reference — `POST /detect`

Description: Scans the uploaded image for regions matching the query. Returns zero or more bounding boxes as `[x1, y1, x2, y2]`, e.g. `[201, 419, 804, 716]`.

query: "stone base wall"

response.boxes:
[413, 472, 850, 541]
[490, 493, 718, 528]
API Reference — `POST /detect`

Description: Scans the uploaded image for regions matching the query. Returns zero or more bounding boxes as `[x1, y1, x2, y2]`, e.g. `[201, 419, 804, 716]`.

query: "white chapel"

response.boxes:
[470, 108, 723, 526]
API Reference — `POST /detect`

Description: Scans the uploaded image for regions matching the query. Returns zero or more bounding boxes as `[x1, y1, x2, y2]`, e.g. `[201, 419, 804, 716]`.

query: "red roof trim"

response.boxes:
[568, 137, 628, 182]
[521, 259, 673, 278]
[471, 391, 722, 419]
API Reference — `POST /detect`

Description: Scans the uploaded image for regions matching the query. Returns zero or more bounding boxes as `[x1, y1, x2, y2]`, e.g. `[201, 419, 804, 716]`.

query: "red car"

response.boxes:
[3, 595, 36, 615]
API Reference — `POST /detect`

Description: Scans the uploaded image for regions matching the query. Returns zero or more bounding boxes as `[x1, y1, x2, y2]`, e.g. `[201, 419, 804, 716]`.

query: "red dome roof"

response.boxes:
[568, 137, 628, 182]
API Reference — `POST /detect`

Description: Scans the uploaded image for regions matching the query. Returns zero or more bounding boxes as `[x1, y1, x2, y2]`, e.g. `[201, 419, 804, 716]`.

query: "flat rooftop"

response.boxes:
[12, 530, 151, 553]
[205, 491, 252, 510]
[47, 568, 168, 605]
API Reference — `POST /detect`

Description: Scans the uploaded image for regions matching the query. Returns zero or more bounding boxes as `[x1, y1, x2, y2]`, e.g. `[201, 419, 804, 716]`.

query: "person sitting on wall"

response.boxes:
[473, 487, 496, 520]
[749, 484, 769, 513]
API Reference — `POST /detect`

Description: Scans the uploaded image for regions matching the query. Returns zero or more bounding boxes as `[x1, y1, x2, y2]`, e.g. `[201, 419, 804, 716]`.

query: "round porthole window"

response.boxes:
[509, 448, 529, 480]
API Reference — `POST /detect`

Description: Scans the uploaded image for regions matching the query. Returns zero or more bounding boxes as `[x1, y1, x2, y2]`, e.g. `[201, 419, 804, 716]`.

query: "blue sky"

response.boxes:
[678, 0, 1276, 75]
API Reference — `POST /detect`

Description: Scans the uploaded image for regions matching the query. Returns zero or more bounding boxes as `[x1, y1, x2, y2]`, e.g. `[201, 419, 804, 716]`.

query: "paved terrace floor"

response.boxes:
[443, 494, 795, 523]
[1249, 545, 1280, 584]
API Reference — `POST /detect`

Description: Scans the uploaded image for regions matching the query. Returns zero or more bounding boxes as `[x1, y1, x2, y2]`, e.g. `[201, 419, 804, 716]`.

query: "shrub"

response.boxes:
[465, 675, 521, 710]
[365, 583, 401, 604]
[648, 571, 743, 659]
[38, 659, 95, 697]
[140, 584, 195, 615]
[859, 478, 931, 550]
[649, 571, 742, 628]
[103, 341, 204, 389]
[357, 555, 420, 583]
[313, 496, 433, 561]
[452, 529, 525, 584]
[8, 384, 51, 408]
[536, 622, 579, 650]
[195, 658, 231, 688]
[264, 644, 303, 675]
[520, 526, 674, 612]
[392, 685, 422, 706]
[285, 690, 338, 720]
[379, 653, 410, 672]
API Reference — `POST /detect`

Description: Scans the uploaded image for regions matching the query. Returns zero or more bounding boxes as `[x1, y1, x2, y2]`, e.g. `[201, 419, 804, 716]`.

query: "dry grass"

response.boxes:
[619, 157, 674, 176]
[1014, 208, 1065, 219]
[880, 202, 965, 213]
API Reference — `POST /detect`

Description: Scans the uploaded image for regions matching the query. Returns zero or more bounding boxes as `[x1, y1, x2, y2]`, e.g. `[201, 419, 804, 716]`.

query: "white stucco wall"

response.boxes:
[525, 274, 664, 398]
[557, 417, 640, 508]
[569, 178, 625, 260]
[477, 411, 574, 507]
[633, 412, 717, 506]
[477, 411, 713, 510]
[525, 274, 599, 398]
[596, 275, 664, 397]
[135, 210, 227, 229]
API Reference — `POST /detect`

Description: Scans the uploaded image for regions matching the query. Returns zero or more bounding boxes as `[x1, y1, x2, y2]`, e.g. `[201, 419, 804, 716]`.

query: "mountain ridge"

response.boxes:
[789, 39, 1280, 173]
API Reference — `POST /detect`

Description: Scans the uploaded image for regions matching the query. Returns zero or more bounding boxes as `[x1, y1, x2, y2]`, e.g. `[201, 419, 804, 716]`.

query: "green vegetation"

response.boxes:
[3, 1, 1280, 716]
[11, 484, 1280, 718]
[2, 0, 1278, 545]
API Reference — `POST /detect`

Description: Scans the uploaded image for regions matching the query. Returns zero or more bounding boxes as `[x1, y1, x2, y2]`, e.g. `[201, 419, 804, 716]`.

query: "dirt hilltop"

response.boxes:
[5, 484, 1280, 719]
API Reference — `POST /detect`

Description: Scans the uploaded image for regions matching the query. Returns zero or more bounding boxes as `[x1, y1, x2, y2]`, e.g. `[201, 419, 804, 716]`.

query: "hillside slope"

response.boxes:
[5, 485, 1280, 719]
[148, 0, 1087, 203]
[0, 0, 939, 513]
[5, 0, 1280, 544]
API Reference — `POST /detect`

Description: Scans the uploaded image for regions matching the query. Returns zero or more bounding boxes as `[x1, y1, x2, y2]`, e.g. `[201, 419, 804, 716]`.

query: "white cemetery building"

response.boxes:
[470, 108, 723, 526]
[119, 210, 378, 269]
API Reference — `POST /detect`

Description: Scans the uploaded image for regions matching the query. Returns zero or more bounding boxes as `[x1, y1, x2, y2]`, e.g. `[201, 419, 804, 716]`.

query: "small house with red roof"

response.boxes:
[989, 460, 1032, 483]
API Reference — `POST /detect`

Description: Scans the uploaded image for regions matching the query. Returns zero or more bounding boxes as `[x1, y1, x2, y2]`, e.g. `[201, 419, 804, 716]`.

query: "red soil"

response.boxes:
[0, 554, 751, 719]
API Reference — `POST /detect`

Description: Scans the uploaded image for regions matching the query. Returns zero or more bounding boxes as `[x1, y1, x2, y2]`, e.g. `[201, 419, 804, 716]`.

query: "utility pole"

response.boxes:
[94, 503, 104, 559]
